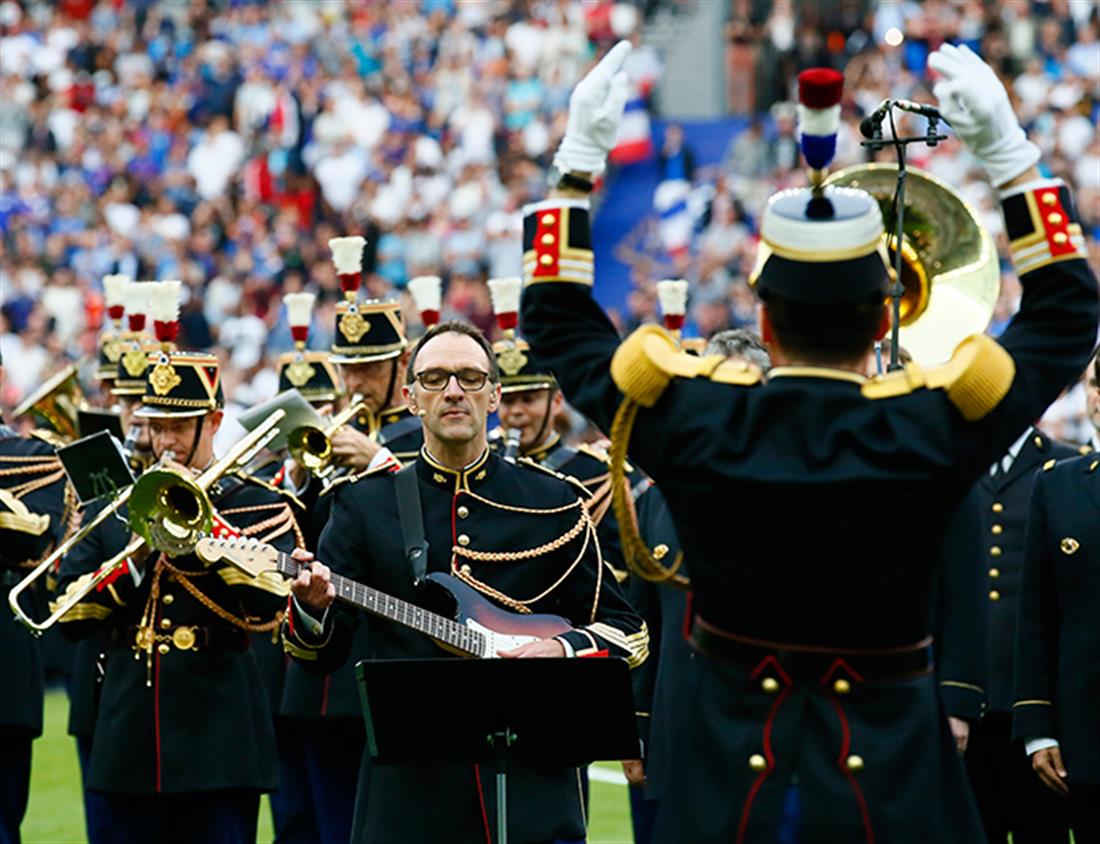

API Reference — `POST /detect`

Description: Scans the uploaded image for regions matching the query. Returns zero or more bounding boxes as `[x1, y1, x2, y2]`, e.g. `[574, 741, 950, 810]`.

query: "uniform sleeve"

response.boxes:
[53, 503, 142, 640]
[628, 574, 661, 751]
[548, 486, 649, 668]
[1011, 470, 1060, 741]
[934, 488, 986, 721]
[960, 180, 1099, 465]
[281, 483, 362, 674]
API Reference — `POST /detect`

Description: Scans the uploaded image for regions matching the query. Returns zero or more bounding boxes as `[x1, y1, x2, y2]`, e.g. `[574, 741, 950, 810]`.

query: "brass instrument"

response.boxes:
[502, 428, 522, 463]
[12, 364, 86, 445]
[8, 410, 285, 634]
[287, 395, 368, 479]
[824, 164, 999, 365]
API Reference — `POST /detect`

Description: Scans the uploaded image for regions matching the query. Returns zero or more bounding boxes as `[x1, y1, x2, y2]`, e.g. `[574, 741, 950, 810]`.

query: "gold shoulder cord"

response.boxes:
[608, 399, 688, 587]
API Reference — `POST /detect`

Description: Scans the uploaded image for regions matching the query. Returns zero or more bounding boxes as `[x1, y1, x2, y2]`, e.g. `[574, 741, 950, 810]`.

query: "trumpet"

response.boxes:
[287, 395, 368, 479]
[8, 410, 285, 634]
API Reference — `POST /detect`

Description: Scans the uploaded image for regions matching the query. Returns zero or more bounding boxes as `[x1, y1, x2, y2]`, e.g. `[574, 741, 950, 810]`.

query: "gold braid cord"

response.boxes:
[0, 454, 66, 498]
[608, 399, 688, 586]
[450, 496, 599, 614]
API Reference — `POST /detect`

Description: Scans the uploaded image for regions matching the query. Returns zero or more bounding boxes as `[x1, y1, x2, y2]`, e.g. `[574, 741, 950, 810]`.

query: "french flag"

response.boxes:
[655, 180, 692, 258]
[609, 96, 653, 165]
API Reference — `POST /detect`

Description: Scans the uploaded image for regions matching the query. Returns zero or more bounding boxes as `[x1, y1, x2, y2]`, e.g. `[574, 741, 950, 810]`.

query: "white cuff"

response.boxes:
[555, 635, 576, 658]
[522, 197, 591, 216]
[367, 447, 395, 471]
[1025, 737, 1059, 756]
[292, 595, 330, 636]
[283, 458, 312, 496]
[998, 177, 1064, 200]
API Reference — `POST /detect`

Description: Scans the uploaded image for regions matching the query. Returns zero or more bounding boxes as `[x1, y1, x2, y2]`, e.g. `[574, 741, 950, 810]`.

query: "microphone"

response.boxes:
[859, 99, 892, 139]
[892, 98, 943, 121]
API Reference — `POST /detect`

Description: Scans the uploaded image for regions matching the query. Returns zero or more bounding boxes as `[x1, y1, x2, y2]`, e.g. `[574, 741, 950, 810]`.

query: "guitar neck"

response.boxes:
[274, 552, 481, 657]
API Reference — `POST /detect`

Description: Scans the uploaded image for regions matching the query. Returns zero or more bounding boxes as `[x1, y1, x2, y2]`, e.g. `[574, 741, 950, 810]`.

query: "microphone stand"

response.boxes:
[861, 107, 947, 372]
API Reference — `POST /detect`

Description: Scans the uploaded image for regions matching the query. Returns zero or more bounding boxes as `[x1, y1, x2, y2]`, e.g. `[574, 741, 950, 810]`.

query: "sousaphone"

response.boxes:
[824, 164, 1000, 365]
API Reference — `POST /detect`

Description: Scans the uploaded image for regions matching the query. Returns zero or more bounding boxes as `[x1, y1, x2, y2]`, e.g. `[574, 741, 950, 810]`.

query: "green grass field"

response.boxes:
[24, 689, 636, 843]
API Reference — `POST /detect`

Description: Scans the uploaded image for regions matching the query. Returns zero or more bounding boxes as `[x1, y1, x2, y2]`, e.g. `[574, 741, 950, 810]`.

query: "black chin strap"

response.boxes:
[181, 415, 204, 467]
[526, 390, 556, 455]
[383, 357, 400, 415]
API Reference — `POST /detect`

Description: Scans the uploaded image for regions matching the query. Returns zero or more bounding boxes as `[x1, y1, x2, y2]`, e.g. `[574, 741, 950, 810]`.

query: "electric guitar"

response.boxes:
[195, 536, 573, 658]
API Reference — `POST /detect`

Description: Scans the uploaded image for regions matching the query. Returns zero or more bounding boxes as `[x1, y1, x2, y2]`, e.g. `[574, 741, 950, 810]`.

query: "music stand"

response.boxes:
[357, 658, 639, 844]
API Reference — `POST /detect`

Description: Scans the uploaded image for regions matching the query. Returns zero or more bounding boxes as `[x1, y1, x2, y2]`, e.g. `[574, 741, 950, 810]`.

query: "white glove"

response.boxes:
[554, 40, 633, 175]
[928, 44, 1040, 187]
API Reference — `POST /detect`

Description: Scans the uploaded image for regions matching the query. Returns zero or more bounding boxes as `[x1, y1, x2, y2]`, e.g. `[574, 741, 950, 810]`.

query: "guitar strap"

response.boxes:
[394, 463, 429, 584]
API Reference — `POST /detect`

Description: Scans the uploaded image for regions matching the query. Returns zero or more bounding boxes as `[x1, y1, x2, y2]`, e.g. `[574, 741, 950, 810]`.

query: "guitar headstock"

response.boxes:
[195, 535, 280, 579]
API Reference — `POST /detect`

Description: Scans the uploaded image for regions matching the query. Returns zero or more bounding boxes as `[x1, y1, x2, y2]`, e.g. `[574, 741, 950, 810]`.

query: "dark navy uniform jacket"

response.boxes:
[520, 181, 1098, 844]
[1013, 454, 1100, 785]
[284, 448, 647, 844]
[0, 429, 67, 736]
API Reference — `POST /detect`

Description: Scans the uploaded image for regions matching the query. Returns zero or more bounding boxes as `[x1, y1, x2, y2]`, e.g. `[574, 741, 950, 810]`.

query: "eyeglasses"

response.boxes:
[414, 368, 491, 392]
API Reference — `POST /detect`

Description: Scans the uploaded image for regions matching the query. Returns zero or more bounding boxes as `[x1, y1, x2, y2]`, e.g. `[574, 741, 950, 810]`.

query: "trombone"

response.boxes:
[286, 394, 368, 480]
[12, 363, 86, 446]
[8, 410, 286, 634]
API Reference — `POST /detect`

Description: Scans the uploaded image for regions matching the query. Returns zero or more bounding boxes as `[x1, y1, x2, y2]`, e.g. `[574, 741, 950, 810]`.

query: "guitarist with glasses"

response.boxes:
[284, 320, 648, 844]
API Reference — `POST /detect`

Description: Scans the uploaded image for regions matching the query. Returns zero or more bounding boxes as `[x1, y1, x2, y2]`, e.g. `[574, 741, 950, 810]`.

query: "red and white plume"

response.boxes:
[103, 274, 130, 327]
[329, 236, 366, 301]
[149, 280, 182, 345]
[284, 292, 315, 348]
[407, 276, 442, 329]
[487, 277, 522, 335]
[123, 281, 152, 333]
[656, 279, 689, 332]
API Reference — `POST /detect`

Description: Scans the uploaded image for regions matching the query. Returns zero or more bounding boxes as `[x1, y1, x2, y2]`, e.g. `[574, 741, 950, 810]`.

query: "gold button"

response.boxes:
[988, 568, 1000, 579]
[540, 233, 555, 245]
[991, 524, 1003, 535]
[358, 415, 368, 426]
[458, 534, 470, 547]
[761, 677, 780, 694]
[540, 213, 556, 225]
[457, 506, 469, 519]
[653, 543, 670, 561]
[1053, 232, 1068, 245]
[833, 678, 851, 695]
[460, 564, 471, 574]
[989, 590, 1001, 602]
[992, 502, 1003, 513]
[1042, 192, 1057, 206]
[160, 618, 172, 630]
[162, 594, 174, 605]
[157, 643, 171, 655]
[990, 546, 1002, 557]
[748, 754, 767, 772]
[1047, 212, 1063, 225]
[846, 754, 865, 772]
[538, 254, 553, 266]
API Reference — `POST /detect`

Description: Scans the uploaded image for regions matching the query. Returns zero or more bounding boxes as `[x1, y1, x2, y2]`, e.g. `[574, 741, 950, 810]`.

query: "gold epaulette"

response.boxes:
[1043, 458, 1058, 471]
[516, 456, 592, 498]
[1079, 443, 1094, 456]
[318, 464, 392, 497]
[861, 334, 1015, 421]
[610, 325, 762, 407]
[233, 472, 305, 511]
[576, 442, 611, 465]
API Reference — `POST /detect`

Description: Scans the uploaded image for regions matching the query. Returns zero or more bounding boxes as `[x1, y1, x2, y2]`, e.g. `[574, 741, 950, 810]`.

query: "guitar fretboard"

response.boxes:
[274, 552, 483, 657]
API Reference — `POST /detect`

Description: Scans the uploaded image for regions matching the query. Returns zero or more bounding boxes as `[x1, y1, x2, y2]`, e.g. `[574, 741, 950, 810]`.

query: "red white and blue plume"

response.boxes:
[797, 68, 844, 175]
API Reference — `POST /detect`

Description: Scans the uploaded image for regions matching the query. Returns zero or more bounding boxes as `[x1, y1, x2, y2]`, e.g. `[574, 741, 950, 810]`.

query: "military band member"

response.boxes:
[0, 352, 69, 844]
[53, 341, 299, 844]
[958, 424, 1077, 842]
[1085, 347, 1100, 453]
[278, 276, 425, 844]
[1013, 453, 1100, 842]
[520, 42, 1098, 843]
[285, 321, 647, 844]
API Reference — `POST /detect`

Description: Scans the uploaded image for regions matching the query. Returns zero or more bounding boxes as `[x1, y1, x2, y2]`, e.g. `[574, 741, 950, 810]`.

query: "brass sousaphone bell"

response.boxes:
[824, 164, 1000, 365]
[12, 363, 87, 445]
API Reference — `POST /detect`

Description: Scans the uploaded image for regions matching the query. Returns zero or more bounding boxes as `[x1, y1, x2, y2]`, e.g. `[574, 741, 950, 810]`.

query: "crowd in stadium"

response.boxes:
[1, 0, 1097, 440]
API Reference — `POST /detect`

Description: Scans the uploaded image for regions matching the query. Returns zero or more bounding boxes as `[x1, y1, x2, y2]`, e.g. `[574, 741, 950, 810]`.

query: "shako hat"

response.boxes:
[331, 300, 409, 363]
[750, 67, 889, 303]
[488, 277, 556, 394]
[95, 274, 130, 382]
[112, 281, 165, 397]
[277, 291, 341, 402]
[134, 282, 223, 418]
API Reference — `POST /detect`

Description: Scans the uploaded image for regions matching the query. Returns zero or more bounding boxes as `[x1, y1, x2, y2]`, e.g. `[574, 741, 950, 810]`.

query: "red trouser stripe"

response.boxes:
[154, 649, 163, 792]
[824, 691, 875, 844]
[474, 764, 492, 843]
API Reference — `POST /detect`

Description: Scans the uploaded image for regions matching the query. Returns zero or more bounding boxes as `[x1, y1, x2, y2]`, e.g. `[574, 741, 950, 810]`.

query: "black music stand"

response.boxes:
[356, 657, 639, 844]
